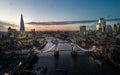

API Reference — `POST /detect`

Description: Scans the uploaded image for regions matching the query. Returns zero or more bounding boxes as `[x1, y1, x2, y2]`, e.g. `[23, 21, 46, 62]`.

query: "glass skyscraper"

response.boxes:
[20, 14, 25, 32]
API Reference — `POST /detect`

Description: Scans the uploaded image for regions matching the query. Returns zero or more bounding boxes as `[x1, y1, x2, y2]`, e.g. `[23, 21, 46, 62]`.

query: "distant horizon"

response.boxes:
[0, 17, 120, 32]
[0, 0, 120, 31]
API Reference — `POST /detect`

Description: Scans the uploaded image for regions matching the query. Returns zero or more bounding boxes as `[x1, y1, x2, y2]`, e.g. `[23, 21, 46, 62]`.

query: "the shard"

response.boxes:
[20, 14, 25, 32]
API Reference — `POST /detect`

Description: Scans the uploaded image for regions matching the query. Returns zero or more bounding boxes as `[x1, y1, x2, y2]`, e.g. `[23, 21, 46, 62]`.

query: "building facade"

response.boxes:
[80, 26, 86, 35]
[106, 25, 112, 34]
[96, 18, 106, 32]
[8, 27, 17, 37]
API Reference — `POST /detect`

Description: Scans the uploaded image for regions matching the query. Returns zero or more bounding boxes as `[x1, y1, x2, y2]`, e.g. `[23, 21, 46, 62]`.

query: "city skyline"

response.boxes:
[0, 0, 120, 31]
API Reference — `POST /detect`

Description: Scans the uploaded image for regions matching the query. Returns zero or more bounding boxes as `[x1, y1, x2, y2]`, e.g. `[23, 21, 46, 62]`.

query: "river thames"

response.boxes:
[29, 37, 120, 75]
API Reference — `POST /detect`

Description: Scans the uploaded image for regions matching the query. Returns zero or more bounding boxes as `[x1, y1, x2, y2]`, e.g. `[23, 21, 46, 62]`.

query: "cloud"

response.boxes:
[0, 21, 11, 25]
[0, 20, 18, 28]
[0, 25, 3, 27]
[26, 18, 120, 25]
[0, 20, 19, 31]
[26, 20, 97, 25]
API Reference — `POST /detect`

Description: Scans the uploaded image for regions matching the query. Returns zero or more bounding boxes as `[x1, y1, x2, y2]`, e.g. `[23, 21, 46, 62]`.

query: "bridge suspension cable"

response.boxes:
[76, 44, 94, 52]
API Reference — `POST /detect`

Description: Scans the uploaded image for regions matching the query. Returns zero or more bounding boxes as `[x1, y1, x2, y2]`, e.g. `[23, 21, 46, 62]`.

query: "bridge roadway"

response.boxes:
[31, 37, 120, 75]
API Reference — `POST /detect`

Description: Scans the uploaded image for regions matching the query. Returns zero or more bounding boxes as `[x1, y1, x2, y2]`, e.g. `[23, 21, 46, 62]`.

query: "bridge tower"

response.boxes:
[71, 39, 77, 57]
[54, 39, 59, 57]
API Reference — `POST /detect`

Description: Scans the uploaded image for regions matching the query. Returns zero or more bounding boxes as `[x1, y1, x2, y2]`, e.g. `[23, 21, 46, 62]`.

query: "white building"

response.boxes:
[96, 18, 106, 32]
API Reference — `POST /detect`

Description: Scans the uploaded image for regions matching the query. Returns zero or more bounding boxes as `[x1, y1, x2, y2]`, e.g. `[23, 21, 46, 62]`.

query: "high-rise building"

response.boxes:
[96, 18, 106, 32]
[80, 26, 86, 35]
[106, 25, 112, 34]
[20, 14, 25, 32]
[31, 29, 36, 38]
[96, 23, 102, 32]
[99, 18, 106, 32]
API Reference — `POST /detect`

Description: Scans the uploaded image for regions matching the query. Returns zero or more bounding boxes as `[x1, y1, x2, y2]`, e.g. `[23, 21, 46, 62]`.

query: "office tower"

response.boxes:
[20, 14, 25, 32]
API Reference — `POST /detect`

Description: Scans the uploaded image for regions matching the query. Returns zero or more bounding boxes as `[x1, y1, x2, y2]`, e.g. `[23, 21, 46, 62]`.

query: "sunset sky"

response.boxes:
[0, 0, 120, 31]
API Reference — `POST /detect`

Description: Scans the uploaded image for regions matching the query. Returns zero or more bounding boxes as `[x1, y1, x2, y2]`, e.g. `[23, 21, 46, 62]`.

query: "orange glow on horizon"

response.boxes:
[1, 24, 79, 31]
[25, 24, 79, 31]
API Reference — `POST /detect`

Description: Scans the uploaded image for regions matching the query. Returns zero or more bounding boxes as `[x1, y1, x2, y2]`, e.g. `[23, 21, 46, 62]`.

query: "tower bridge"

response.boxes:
[28, 37, 119, 75]
[34, 37, 94, 57]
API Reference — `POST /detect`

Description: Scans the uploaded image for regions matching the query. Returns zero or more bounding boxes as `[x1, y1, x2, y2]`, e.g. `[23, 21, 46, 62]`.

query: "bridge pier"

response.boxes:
[71, 43, 77, 57]
[54, 51, 59, 57]
[71, 51, 77, 57]
[54, 40, 59, 57]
